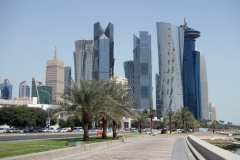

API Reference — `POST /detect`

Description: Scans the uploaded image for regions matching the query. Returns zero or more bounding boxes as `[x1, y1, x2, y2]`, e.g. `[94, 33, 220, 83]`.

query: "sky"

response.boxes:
[0, 0, 240, 125]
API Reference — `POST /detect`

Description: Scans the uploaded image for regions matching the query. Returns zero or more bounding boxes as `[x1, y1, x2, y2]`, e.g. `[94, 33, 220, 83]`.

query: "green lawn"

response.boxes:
[0, 132, 141, 158]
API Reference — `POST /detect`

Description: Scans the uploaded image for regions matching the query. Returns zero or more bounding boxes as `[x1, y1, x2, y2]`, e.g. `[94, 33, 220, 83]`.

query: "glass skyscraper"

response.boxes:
[123, 61, 134, 104]
[156, 22, 184, 118]
[182, 25, 202, 119]
[19, 80, 30, 99]
[31, 77, 42, 103]
[73, 40, 94, 87]
[93, 22, 114, 81]
[133, 31, 152, 110]
[0, 78, 12, 100]
[38, 85, 52, 104]
[64, 66, 71, 90]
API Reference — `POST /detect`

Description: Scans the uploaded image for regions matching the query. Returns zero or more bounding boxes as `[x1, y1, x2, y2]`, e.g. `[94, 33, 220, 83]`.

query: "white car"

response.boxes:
[0, 128, 7, 133]
[73, 127, 83, 132]
[48, 128, 58, 132]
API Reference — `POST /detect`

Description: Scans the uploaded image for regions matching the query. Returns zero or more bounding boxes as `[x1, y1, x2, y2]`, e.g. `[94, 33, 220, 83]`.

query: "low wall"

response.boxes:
[1, 136, 140, 160]
[187, 135, 240, 160]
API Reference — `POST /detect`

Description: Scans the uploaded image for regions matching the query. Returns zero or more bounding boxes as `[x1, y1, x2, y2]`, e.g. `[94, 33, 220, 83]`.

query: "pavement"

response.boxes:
[54, 134, 192, 160]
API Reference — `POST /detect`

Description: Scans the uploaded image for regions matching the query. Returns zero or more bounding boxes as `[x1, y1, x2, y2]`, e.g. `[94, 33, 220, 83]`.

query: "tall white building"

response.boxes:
[200, 51, 209, 120]
[156, 22, 184, 118]
[46, 46, 64, 104]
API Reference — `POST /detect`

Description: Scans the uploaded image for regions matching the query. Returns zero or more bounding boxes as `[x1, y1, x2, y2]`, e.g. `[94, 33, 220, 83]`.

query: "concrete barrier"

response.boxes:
[187, 135, 240, 160]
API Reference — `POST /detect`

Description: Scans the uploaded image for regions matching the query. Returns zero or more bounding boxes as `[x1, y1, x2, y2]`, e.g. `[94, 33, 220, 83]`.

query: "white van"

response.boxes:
[73, 127, 83, 132]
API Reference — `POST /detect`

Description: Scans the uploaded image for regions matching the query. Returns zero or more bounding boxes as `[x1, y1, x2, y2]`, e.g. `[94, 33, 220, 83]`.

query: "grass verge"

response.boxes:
[0, 132, 141, 159]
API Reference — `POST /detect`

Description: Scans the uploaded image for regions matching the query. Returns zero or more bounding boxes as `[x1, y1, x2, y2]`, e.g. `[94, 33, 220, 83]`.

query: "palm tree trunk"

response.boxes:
[102, 117, 108, 139]
[170, 119, 172, 133]
[112, 120, 117, 138]
[83, 112, 89, 141]
[151, 119, 153, 130]
[139, 124, 142, 133]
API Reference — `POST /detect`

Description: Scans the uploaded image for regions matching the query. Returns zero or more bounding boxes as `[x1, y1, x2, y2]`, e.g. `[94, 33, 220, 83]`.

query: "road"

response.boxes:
[0, 132, 96, 142]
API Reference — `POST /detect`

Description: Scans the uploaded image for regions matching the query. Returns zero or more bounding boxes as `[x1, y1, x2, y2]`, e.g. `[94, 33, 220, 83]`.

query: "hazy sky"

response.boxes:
[0, 0, 239, 125]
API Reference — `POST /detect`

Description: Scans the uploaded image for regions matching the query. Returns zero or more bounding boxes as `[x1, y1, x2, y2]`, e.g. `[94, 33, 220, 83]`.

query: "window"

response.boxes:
[141, 63, 148, 75]
[141, 86, 149, 98]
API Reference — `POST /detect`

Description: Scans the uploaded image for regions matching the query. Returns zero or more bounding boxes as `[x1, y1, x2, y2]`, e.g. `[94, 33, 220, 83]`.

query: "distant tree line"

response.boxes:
[0, 106, 55, 129]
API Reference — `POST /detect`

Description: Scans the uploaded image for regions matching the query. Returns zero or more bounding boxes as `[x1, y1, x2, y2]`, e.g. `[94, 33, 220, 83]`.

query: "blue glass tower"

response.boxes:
[93, 22, 114, 80]
[182, 25, 202, 119]
[0, 78, 12, 100]
[133, 31, 152, 110]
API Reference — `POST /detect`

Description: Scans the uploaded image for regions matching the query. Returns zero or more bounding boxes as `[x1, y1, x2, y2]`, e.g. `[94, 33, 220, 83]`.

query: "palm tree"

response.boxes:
[166, 109, 174, 133]
[98, 81, 135, 139]
[148, 109, 156, 130]
[61, 79, 108, 141]
[176, 106, 191, 132]
[135, 111, 149, 133]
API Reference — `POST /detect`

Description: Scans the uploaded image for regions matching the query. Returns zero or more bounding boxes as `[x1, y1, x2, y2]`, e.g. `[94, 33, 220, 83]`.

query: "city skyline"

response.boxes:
[0, 1, 240, 124]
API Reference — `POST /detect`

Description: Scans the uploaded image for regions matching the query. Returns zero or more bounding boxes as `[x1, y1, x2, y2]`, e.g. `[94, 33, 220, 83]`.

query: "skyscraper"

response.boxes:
[133, 31, 152, 110]
[38, 85, 52, 104]
[156, 22, 184, 118]
[182, 23, 202, 119]
[200, 51, 209, 120]
[0, 77, 12, 100]
[19, 80, 30, 99]
[64, 66, 71, 90]
[31, 77, 42, 103]
[93, 22, 114, 81]
[123, 61, 134, 104]
[46, 46, 64, 104]
[73, 40, 94, 87]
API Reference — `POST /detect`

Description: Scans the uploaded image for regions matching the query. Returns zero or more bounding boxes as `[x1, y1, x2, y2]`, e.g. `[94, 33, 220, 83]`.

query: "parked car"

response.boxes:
[0, 128, 7, 133]
[131, 128, 137, 132]
[23, 128, 31, 133]
[6, 128, 22, 133]
[58, 128, 69, 132]
[31, 128, 44, 133]
[48, 128, 58, 132]
[73, 127, 83, 132]
[161, 129, 167, 134]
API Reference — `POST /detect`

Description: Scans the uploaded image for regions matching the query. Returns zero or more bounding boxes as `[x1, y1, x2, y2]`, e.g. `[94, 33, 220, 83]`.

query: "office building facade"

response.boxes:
[46, 46, 64, 104]
[38, 86, 52, 104]
[73, 40, 94, 87]
[133, 31, 152, 110]
[64, 66, 71, 90]
[182, 25, 202, 119]
[19, 81, 30, 99]
[93, 22, 114, 81]
[31, 77, 42, 103]
[0, 78, 12, 100]
[123, 61, 134, 104]
[156, 22, 184, 118]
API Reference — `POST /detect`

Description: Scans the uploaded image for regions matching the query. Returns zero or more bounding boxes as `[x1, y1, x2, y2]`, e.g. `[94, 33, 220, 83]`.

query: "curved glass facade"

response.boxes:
[74, 40, 94, 87]
[156, 22, 184, 118]
[19, 80, 30, 98]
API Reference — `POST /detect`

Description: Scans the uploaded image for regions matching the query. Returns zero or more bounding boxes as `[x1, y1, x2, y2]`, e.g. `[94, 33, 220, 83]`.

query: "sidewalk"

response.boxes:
[54, 134, 190, 160]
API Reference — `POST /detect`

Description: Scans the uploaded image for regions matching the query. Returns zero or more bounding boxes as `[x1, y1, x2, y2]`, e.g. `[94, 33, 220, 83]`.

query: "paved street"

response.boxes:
[55, 134, 190, 160]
